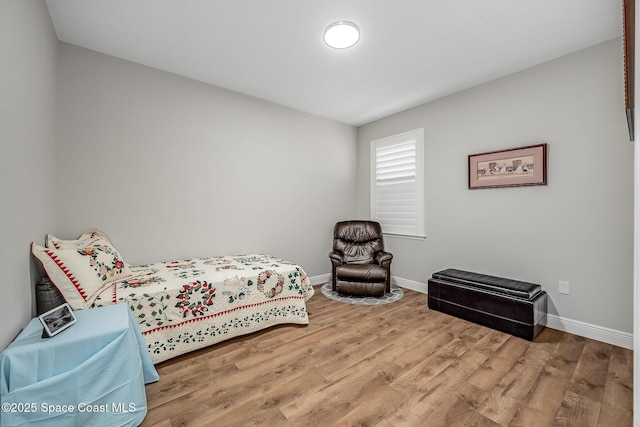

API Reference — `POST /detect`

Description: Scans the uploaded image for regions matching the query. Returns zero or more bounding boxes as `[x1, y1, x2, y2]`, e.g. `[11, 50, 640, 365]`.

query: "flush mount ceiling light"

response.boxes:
[323, 21, 360, 49]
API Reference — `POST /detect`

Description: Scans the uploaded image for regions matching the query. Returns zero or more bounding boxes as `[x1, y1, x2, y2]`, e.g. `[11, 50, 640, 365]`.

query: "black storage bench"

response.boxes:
[427, 268, 547, 340]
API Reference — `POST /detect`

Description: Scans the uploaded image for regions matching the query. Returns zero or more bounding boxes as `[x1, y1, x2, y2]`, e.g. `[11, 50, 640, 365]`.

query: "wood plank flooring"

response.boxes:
[141, 287, 632, 426]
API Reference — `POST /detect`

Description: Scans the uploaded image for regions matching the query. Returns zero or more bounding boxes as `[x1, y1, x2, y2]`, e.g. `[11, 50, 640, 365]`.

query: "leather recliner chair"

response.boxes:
[329, 220, 393, 297]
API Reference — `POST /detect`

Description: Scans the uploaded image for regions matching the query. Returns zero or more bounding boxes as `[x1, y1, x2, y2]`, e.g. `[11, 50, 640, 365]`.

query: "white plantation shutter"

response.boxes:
[371, 129, 425, 237]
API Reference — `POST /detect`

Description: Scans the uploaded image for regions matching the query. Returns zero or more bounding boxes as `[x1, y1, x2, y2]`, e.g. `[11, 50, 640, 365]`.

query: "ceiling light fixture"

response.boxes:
[323, 21, 360, 49]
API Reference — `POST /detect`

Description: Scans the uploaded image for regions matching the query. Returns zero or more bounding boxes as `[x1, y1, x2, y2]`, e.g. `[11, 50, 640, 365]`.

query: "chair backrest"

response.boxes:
[333, 221, 384, 264]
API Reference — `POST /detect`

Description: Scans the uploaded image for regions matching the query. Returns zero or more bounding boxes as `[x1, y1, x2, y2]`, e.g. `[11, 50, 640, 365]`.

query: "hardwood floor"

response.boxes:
[142, 287, 633, 426]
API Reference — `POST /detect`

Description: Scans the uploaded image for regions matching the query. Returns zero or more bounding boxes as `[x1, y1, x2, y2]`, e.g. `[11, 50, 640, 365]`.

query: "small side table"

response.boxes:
[0, 303, 159, 427]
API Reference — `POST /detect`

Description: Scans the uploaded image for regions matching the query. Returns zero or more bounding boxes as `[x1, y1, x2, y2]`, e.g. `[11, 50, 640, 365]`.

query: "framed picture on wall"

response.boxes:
[623, 0, 635, 141]
[468, 143, 547, 189]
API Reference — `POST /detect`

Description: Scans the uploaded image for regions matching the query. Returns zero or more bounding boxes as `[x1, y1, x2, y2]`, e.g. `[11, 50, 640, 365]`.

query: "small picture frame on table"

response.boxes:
[39, 303, 77, 338]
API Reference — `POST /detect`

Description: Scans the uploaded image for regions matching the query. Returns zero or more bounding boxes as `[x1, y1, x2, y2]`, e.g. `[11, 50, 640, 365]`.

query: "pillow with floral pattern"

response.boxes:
[46, 228, 130, 267]
[46, 228, 113, 250]
[32, 237, 132, 310]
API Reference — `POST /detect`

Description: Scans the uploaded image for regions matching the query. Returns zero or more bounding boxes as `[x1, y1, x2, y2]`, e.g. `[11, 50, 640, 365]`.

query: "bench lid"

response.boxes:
[431, 268, 542, 300]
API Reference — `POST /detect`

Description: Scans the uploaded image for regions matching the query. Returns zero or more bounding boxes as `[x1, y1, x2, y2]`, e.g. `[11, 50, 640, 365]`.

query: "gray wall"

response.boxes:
[357, 38, 634, 333]
[0, 0, 58, 349]
[56, 43, 357, 276]
[0, 4, 631, 350]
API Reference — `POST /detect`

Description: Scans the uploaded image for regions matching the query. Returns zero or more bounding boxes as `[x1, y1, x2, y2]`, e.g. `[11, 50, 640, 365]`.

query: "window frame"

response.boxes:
[370, 128, 426, 239]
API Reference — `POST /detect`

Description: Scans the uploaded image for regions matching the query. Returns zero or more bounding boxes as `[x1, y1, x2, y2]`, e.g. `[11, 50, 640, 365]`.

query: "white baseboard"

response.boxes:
[545, 314, 633, 349]
[318, 273, 632, 349]
[309, 273, 331, 286]
[391, 275, 427, 294]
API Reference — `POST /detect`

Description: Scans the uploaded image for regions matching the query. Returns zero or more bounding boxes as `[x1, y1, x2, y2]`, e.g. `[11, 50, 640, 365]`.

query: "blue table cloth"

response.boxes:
[0, 303, 159, 427]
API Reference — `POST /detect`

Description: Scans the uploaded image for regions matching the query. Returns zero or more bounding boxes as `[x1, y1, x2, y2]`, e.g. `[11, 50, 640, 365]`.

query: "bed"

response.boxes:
[31, 229, 314, 364]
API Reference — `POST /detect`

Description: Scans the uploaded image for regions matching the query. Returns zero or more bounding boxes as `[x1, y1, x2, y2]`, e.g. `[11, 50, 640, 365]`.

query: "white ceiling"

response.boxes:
[45, 0, 623, 126]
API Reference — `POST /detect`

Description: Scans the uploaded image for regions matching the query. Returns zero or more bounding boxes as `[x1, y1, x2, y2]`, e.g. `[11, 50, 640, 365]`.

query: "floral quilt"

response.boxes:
[92, 254, 314, 363]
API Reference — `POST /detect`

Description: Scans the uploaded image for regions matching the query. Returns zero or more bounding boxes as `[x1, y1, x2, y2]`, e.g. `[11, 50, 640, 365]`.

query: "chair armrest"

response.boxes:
[329, 251, 344, 265]
[375, 251, 393, 266]
[329, 250, 344, 291]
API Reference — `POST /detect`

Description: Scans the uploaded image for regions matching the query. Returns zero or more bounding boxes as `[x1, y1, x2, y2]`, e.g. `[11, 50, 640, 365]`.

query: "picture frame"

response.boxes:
[623, 0, 635, 141]
[468, 143, 547, 189]
[39, 303, 77, 337]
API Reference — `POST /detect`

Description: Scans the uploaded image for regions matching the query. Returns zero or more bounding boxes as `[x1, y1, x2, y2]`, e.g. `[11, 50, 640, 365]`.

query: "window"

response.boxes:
[370, 128, 425, 238]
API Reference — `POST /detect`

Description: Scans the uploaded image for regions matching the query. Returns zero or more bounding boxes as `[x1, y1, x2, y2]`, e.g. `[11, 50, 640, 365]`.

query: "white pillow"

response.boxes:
[46, 228, 113, 250]
[32, 237, 132, 310]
